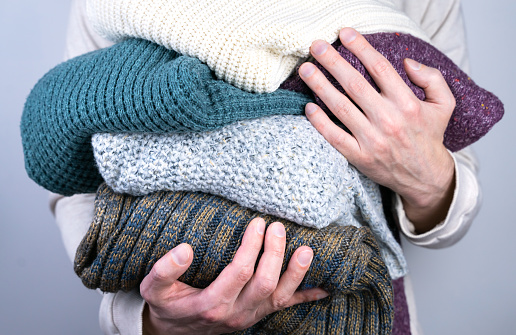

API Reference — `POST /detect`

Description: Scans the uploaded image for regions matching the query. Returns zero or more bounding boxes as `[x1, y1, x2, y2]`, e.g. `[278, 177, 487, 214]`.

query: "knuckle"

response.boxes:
[288, 265, 306, 283]
[386, 124, 402, 139]
[268, 247, 285, 260]
[255, 276, 277, 297]
[353, 39, 368, 53]
[448, 95, 457, 111]
[139, 284, 153, 302]
[326, 54, 341, 69]
[401, 99, 420, 115]
[371, 59, 391, 77]
[333, 99, 353, 119]
[148, 262, 169, 283]
[201, 307, 227, 325]
[139, 281, 168, 309]
[225, 315, 250, 330]
[370, 136, 389, 153]
[271, 294, 291, 310]
[347, 76, 367, 97]
[330, 131, 348, 148]
[428, 67, 444, 83]
[310, 79, 325, 96]
[235, 264, 254, 284]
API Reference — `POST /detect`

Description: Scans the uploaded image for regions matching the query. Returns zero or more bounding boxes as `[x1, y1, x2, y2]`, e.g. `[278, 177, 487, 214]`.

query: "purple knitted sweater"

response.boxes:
[281, 33, 503, 152]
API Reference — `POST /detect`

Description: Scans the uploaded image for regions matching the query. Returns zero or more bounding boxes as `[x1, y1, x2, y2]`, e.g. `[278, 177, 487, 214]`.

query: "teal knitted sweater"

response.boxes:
[21, 39, 311, 195]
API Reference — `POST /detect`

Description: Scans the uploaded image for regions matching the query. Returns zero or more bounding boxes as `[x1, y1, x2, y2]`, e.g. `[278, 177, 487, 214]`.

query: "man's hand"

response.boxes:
[140, 218, 328, 335]
[299, 28, 456, 233]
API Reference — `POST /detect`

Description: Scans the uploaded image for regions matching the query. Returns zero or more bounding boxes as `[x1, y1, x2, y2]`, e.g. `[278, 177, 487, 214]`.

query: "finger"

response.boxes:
[337, 28, 413, 99]
[205, 217, 266, 302]
[267, 246, 324, 311]
[287, 287, 330, 307]
[140, 243, 193, 301]
[404, 58, 456, 112]
[307, 37, 384, 116]
[240, 222, 287, 308]
[299, 62, 370, 135]
[305, 102, 361, 160]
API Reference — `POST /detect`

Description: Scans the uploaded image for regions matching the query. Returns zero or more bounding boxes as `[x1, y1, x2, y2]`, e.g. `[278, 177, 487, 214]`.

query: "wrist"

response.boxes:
[400, 149, 456, 233]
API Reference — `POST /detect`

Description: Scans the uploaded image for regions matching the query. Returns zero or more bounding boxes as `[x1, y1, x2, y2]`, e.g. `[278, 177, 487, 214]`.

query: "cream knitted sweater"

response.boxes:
[86, 0, 429, 93]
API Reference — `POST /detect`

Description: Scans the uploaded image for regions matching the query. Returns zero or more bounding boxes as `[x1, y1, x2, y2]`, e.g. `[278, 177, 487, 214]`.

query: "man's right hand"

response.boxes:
[140, 217, 328, 335]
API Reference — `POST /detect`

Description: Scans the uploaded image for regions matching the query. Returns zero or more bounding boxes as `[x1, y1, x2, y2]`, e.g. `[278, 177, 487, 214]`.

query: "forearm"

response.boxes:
[396, 147, 481, 248]
[399, 149, 456, 234]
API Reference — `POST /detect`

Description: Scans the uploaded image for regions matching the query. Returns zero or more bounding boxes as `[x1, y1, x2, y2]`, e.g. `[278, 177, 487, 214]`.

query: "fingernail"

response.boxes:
[171, 243, 190, 266]
[340, 28, 357, 44]
[271, 223, 286, 237]
[256, 218, 265, 235]
[316, 292, 329, 300]
[405, 58, 421, 70]
[297, 250, 313, 266]
[305, 103, 318, 116]
[299, 63, 315, 78]
[311, 40, 328, 56]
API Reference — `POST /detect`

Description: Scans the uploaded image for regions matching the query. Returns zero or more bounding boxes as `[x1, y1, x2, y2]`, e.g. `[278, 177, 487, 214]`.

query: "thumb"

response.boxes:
[404, 58, 455, 112]
[140, 243, 193, 295]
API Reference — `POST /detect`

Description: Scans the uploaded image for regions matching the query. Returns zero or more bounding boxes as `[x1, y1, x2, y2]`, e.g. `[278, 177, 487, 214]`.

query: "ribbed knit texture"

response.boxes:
[392, 277, 411, 334]
[75, 183, 394, 335]
[20, 39, 310, 196]
[93, 115, 407, 279]
[280, 33, 504, 152]
[85, 0, 428, 93]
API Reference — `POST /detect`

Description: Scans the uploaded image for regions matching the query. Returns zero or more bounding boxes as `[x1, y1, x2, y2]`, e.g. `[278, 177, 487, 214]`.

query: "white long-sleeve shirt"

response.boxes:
[50, 0, 481, 333]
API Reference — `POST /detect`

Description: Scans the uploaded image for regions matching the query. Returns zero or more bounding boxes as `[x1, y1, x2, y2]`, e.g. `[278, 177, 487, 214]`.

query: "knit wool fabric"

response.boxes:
[75, 183, 394, 335]
[20, 38, 311, 196]
[93, 115, 407, 279]
[280, 33, 504, 152]
[85, 0, 429, 93]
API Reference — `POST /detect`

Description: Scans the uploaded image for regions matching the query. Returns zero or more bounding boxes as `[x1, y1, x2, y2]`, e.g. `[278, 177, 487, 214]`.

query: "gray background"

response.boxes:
[0, 0, 514, 334]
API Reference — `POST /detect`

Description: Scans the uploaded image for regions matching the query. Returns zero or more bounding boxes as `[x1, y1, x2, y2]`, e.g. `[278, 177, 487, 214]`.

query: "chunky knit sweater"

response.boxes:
[86, 0, 428, 93]
[75, 183, 394, 334]
[21, 39, 310, 196]
[280, 33, 504, 152]
[22, 35, 503, 196]
[93, 115, 407, 279]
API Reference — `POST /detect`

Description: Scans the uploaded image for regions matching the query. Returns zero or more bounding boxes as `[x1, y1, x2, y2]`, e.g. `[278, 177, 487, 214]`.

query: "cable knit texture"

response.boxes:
[75, 184, 394, 334]
[280, 33, 504, 152]
[21, 39, 310, 196]
[93, 115, 407, 279]
[85, 0, 428, 93]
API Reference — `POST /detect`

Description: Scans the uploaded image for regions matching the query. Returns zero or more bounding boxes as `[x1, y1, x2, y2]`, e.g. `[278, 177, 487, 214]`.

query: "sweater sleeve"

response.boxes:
[390, 0, 482, 248]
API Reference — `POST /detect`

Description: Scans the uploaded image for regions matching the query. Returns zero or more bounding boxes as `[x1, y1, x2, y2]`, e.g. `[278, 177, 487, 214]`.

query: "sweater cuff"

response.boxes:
[396, 150, 481, 248]
[100, 289, 145, 335]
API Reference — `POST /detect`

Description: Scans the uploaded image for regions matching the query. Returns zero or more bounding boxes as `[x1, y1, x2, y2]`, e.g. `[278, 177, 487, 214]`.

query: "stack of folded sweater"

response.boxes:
[21, 0, 503, 333]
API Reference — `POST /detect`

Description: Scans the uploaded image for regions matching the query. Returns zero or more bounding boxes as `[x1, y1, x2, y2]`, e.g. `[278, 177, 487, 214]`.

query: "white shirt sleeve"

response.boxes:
[390, 0, 482, 248]
[51, 192, 145, 335]
[394, 147, 481, 248]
